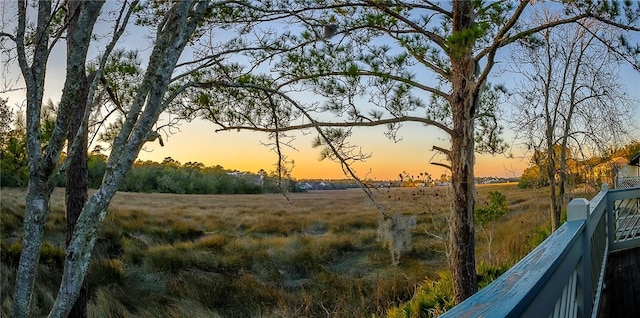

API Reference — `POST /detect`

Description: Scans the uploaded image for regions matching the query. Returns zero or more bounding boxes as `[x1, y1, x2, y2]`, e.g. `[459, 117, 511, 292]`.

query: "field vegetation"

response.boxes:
[1, 184, 590, 317]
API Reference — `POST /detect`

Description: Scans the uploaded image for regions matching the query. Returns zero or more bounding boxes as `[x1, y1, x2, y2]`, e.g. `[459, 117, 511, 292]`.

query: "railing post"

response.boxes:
[567, 198, 592, 317]
[604, 183, 615, 251]
[568, 198, 589, 222]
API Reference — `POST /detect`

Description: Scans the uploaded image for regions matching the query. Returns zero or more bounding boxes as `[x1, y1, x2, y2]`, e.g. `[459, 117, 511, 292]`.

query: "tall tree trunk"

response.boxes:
[12, 1, 103, 316]
[557, 143, 569, 231]
[449, 83, 479, 303]
[65, 103, 89, 318]
[447, 1, 479, 303]
[63, 2, 100, 316]
[65, 110, 89, 318]
[547, 150, 561, 231]
[64, 4, 90, 314]
[449, 1, 478, 303]
[65, 139, 89, 318]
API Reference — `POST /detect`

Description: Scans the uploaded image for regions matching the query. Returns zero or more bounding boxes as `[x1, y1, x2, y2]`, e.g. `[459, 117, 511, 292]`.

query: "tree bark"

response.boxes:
[448, 0, 479, 303]
[65, 104, 89, 318]
[13, 179, 50, 318]
[12, 2, 53, 317]
[65, 126, 89, 318]
[64, 2, 95, 317]
[547, 145, 560, 231]
[449, 80, 479, 303]
[11, 1, 102, 317]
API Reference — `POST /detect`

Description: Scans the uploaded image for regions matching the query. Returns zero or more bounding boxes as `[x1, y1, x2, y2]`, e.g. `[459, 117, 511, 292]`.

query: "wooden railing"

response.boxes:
[616, 176, 640, 189]
[441, 184, 640, 318]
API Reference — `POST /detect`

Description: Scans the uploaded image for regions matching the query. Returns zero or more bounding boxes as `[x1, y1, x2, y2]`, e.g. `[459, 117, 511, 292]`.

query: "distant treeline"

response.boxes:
[0, 144, 301, 194]
[517, 140, 640, 189]
[102, 157, 302, 194]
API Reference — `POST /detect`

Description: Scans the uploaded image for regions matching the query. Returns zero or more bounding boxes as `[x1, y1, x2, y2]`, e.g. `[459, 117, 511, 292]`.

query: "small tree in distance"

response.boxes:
[475, 190, 508, 263]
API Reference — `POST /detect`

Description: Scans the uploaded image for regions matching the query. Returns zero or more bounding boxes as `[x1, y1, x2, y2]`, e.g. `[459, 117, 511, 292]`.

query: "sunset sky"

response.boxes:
[132, 114, 528, 180]
[2, 2, 639, 181]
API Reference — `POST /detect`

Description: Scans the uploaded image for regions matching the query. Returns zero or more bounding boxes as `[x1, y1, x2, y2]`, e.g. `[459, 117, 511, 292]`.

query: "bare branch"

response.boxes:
[48, 2, 72, 51]
[191, 79, 394, 218]
[190, 80, 453, 136]
[576, 20, 640, 71]
[499, 13, 592, 49]
[432, 145, 452, 159]
[473, 1, 529, 91]
[0, 32, 16, 41]
[431, 162, 451, 171]
[57, 0, 139, 178]
[589, 15, 640, 32]
[364, 0, 449, 52]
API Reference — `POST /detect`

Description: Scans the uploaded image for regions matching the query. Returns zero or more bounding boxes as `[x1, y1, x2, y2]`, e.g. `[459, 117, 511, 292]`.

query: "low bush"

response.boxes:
[95, 225, 125, 258]
[1, 241, 64, 269]
[476, 260, 512, 289]
[248, 214, 305, 236]
[146, 244, 214, 273]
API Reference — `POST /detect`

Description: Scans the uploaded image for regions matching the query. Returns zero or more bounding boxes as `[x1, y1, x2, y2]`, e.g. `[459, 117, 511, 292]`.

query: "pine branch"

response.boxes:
[216, 115, 453, 136]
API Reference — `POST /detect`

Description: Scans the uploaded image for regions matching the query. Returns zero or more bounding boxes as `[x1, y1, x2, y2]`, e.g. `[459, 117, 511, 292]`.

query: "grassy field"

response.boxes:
[1, 183, 579, 317]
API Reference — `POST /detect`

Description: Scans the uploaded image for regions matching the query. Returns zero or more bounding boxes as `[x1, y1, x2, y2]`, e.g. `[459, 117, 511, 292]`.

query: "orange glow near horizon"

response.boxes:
[135, 119, 530, 180]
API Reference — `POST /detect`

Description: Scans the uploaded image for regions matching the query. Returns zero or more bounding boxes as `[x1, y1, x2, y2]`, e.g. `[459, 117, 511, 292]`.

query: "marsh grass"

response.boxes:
[0, 184, 563, 317]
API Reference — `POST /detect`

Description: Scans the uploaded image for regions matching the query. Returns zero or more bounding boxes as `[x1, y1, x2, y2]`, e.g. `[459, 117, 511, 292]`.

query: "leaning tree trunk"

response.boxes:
[48, 3, 209, 316]
[11, 2, 53, 317]
[13, 177, 51, 318]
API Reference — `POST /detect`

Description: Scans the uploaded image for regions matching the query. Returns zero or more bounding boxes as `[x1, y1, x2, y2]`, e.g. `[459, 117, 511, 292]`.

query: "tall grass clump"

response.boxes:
[386, 271, 455, 318]
[87, 288, 132, 318]
[87, 258, 125, 289]
[0, 257, 64, 317]
[0, 199, 23, 235]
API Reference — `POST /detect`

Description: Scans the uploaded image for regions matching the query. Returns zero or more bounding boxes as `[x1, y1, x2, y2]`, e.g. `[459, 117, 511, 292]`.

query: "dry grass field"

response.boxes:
[0, 183, 593, 317]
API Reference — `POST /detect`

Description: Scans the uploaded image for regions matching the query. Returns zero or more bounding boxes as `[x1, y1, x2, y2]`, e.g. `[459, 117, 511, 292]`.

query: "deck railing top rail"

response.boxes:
[440, 221, 584, 318]
[441, 185, 640, 318]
